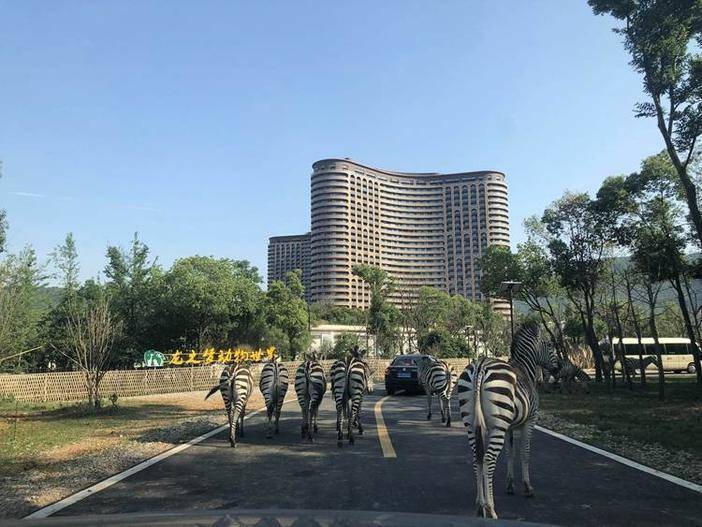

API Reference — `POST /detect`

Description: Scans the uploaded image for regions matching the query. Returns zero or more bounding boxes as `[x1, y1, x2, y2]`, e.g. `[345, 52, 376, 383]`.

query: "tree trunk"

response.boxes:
[624, 274, 646, 387]
[646, 287, 665, 401]
[652, 94, 702, 250]
[671, 275, 702, 385]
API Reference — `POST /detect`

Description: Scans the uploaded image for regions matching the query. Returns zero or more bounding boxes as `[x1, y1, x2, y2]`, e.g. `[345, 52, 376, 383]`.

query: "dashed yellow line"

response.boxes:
[374, 394, 397, 458]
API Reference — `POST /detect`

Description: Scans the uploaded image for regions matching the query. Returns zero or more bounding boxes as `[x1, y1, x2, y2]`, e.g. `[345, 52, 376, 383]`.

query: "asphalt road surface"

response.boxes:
[51, 389, 702, 526]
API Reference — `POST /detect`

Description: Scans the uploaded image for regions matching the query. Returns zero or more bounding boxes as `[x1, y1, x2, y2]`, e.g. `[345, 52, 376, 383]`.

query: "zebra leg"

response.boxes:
[336, 401, 344, 447]
[356, 394, 364, 435]
[238, 406, 245, 437]
[482, 450, 500, 519]
[426, 391, 432, 420]
[301, 398, 309, 439]
[521, 421, 535, 497]
[348, 400, 357, 445]
[470, 438, 486, 516]
[226, 405, 235, 448]
[445, 395, 452, 427]
[274, 398, 283, 435]
[230, 408, 240, 448]
[505, 429, 515, 494]
[266, 403, 274, 439]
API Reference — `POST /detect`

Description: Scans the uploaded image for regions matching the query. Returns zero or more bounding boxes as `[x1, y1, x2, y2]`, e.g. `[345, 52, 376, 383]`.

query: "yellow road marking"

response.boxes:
[374, 394, 397, 458]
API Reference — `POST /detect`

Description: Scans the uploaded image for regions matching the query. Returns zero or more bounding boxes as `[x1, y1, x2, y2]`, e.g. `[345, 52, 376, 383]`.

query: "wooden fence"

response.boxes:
[0, 358, 478, 403]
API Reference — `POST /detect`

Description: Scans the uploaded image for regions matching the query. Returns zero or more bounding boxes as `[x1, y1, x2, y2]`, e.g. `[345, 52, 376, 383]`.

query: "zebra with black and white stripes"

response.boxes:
[553, 357, 591, 385]
[259, 359, 289, 438]
[622, 355, 658, 378]
[294, 354, 327, 442]
[330, 347, 372, 447]
[457, 323, 557, 519]
[205, 363, 253, 448]
[416, 355, 456, 427]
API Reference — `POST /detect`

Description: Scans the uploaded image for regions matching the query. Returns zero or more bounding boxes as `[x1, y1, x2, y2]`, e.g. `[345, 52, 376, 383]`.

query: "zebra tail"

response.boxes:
[473, 365, 488, 464]
[204, 384, 220, 400]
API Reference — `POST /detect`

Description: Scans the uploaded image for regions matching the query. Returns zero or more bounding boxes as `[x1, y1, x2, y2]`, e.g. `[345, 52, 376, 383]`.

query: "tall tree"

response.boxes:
[162, 256, 245, 350]
[265, 270, 310, 360]
[104, 233, 160, 365]
[51, 233, 80, 293]
[0, 248, 44, 371]
[58, 284, 121, 409]
[352, 264, 399, 356]
[540, 193, 612, 380]
[590, 0, 702, 249]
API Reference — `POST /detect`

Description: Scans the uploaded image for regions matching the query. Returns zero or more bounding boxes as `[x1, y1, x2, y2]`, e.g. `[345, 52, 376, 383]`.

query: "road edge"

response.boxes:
[23, 401, 291, 520]
[535, 425, 702, 494]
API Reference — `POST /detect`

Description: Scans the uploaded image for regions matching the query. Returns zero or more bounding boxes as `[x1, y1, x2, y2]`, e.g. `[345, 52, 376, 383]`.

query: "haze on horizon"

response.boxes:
[0, 1, 663, 283]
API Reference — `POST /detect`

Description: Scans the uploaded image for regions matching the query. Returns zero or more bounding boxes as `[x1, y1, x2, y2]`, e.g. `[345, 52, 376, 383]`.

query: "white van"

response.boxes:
[611, 337, 698, 374]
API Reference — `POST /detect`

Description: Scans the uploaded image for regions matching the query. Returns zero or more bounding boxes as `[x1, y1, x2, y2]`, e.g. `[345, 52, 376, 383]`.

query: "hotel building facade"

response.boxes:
[268, 158, 509, 311]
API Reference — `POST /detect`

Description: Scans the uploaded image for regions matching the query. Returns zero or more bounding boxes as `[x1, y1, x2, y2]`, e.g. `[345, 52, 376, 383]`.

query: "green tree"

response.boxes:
[0, 248, 44, 371]
[265, 270, 310, 360]
[590, 0, 702, 249]
[481, 240, 569, 357]
[540, 192, 612, 381]
[331, 332, 361, 360]
[161, 256, 247, 350]
[352, 264, 399, 356]
[51, 233, 80, 293]
[104, 233, 161, 366]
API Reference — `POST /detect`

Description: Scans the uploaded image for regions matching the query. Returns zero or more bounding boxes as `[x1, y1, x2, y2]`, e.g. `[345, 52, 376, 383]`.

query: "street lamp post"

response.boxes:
[500, 280, 523, 342]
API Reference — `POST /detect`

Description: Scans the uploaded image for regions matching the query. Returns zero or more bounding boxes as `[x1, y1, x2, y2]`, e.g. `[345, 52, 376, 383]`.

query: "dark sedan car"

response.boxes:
[384, 354, 425, 394]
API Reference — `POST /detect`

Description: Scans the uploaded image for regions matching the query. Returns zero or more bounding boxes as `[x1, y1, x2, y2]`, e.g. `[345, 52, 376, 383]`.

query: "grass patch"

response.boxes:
[0, 393, 229, 478]
[540, 377, 702, 457]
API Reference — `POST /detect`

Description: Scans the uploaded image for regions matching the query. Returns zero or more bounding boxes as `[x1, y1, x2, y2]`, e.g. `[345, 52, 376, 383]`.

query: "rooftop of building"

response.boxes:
[268, 232, 311, 243]
[312, 158, 506, 181]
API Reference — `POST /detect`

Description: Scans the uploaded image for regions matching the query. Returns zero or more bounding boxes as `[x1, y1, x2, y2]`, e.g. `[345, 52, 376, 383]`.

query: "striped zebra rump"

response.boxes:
[330, 359, 349, 446]
[417, 355, 454, 426]
[458, 323, 557, 519]
[259, 361, 289, 438]
[205, 363, 253, 448]
[294, 359, 327, 442]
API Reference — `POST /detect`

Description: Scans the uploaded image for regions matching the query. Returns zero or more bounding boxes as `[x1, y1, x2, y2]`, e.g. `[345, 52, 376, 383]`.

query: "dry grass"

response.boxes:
[0, 389, 284, 518]
[539, 377, 702, 485]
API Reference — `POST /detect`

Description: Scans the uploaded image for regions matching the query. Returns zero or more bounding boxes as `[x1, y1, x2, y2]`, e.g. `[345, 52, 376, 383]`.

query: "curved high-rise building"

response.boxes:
[306, 158, 509, 310]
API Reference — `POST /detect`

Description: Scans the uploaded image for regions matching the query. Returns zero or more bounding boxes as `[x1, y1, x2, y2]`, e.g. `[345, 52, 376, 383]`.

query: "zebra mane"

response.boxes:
[510, 322, 541, 357]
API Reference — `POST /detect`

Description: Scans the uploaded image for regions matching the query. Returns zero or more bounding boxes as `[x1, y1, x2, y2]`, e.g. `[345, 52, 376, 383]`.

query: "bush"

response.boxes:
[418, 330, 472, 358]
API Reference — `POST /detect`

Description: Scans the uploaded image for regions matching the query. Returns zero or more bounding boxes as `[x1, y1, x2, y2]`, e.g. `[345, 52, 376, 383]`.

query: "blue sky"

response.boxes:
[1, 1, 662, 283]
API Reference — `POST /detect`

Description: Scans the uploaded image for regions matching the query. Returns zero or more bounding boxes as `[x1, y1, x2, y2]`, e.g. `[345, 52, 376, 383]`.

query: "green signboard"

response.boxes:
[144, 349, 165, 367]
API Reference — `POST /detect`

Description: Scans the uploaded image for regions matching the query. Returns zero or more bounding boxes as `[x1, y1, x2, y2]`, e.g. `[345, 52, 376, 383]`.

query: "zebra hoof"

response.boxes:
[358, 429, 363, 436]
[314, 426, 319, 433]
[524, 484, 534, 498]
[446, 420, 451, 428]
[426, 414, 431, 421]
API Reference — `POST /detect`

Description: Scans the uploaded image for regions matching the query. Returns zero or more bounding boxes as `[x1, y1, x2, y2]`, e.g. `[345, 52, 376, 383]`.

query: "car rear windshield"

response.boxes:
[392, 357, 417, 366]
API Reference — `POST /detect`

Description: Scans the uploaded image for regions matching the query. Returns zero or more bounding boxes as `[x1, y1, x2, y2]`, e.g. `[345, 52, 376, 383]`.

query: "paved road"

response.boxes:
[54, 389, 702, 526]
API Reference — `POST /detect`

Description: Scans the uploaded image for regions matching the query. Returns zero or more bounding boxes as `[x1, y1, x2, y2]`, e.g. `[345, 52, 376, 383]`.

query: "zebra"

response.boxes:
[622, 355, 658, 378]
[205, 363, 253, 448]
[294, 353, 327, 442]
[416, 355, 456, 427]
[553, 358, 591, 384]
[330, 347, 372, 447]
[259, 359, 289, 438]
[457, 323, 557, 519]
